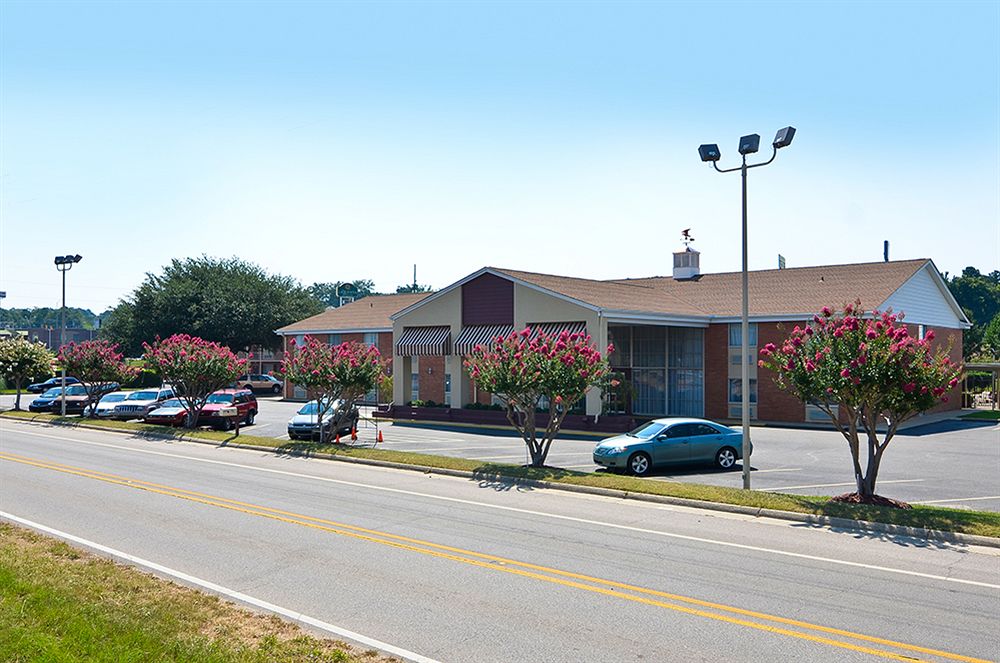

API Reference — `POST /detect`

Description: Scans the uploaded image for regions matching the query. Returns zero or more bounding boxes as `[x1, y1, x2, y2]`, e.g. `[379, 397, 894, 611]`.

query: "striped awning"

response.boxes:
[528, 321, 588, 339]
[454, 324, 515, 355]
[395, 326, 452, 356]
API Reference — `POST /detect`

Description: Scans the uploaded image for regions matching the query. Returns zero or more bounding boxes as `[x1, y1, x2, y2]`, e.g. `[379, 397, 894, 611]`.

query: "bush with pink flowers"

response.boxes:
[758, 303, 962, 505]
[58, 340, 139, 416]
[281, 337, 384, 443]
[143, 334, 247, 428]
[464, 328, 613, 467]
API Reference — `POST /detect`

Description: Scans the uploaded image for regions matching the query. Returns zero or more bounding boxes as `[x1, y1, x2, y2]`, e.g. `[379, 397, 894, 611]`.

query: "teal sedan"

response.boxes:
[593, 418, 748, 476]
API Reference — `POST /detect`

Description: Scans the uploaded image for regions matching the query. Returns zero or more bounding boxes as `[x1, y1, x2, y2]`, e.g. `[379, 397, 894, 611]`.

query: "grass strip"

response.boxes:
[4, 409, 999, 539]
[960, 410, 1000, 421]
[0, 522, 393, 663]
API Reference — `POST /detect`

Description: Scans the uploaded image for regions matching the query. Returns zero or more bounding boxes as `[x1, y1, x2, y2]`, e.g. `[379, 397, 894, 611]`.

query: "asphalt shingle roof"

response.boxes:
[276, 293, 431, 333]
[494, 259, 928, 318]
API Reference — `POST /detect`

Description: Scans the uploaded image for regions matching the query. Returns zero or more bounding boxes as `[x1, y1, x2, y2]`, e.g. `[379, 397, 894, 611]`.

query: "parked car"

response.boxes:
[236, 374, 283, 394]
[592, 418, 749, 476]
[88, 391, 133, 418]
[143, 398, 191, 427]
[112, 387, 175, 420]
[197, 389, 258, 430]
[287, 399, 360, 441]
[27, 376, 80, 393]
[28, 385, 89, 413]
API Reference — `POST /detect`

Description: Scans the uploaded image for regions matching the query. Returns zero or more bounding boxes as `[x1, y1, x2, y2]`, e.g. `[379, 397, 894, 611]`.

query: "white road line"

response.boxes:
[913, 496, 1000, 505]
[5, 425, 999, 589]
[764, 479, 924, 492]
[749, 467, 803, 474]
[0, 511, 441, 663]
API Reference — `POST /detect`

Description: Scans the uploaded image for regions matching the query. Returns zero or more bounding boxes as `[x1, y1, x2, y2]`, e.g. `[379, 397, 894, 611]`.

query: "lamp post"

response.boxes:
[699, 127, 795, 489]
[54, 254, 83, 415]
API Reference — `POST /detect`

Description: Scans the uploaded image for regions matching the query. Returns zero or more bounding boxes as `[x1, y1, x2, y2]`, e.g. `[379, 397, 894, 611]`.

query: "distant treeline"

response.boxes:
[0, 307, 100, 330]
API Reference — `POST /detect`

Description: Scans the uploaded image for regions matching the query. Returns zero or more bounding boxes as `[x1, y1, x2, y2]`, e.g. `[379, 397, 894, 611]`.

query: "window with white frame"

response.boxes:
[728, 323, 758, 347]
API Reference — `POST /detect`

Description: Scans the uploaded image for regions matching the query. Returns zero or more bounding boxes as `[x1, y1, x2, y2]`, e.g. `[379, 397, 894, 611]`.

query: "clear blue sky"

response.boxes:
[1, 0, 997, 314]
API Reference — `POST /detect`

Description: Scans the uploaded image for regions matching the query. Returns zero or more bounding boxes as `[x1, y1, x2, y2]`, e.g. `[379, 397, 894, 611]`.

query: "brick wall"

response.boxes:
[705, 324, 729, 421]
[416, 356, 446, 404]
[757, 322, 808, 423]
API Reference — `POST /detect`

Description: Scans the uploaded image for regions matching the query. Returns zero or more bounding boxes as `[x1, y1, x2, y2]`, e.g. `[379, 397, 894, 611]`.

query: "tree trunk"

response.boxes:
[14, 385, 22, 411]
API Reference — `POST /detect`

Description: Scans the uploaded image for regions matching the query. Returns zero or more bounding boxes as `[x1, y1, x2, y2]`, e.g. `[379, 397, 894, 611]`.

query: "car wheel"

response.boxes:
[628, 452, 652, 477]
[244, 410, 256, 425]
[272, 384, 281, 394]
[715, 446, 738, 470]
[217, 418, 234, 432]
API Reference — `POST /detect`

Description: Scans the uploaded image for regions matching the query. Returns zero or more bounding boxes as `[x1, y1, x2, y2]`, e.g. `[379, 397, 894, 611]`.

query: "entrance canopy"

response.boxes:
[395, 326, 451, 356]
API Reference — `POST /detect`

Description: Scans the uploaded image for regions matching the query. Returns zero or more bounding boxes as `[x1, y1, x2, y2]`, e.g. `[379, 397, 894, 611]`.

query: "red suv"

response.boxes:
[197, 389, 258, 430]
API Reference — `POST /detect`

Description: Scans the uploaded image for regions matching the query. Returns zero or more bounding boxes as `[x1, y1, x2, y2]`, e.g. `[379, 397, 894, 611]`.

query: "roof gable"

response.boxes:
[276, 293, 431, 334]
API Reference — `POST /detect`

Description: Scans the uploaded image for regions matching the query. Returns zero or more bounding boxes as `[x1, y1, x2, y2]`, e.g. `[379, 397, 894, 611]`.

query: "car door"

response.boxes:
[653, 423, 693, 464]
[688, 424, 726, 462]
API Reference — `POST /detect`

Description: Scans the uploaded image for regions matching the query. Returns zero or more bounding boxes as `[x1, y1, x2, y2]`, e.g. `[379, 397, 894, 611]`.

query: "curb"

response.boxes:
[4, 413, 998, 549]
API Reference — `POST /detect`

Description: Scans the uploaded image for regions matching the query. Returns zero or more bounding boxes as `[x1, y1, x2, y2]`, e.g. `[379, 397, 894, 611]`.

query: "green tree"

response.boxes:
[100, 256, 323, 356]
[143, 334, 247, 428]
[395, 283, 432, 294]
[58, 340, 139, 416]
[759, 304, 961, 505]
[280, 337, 384, 444]
[943, 267, 1000, 357]
[1, 307, 97, 330]
[0, 338, 54, 410]
[307, 280, 377, 308]
[981, 313, 1000, 358]
[464, 329, 613, 467]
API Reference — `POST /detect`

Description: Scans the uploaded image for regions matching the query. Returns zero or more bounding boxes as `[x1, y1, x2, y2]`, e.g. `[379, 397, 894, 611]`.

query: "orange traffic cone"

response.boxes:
[334, 432, 341, 444]
[377, 430, 384, 444]
[351, 428, 358, 441]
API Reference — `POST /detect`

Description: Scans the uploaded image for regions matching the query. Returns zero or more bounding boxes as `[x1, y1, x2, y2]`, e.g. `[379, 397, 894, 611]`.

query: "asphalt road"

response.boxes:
[1, 419, 998, 662]
[5, 393, 999, 510]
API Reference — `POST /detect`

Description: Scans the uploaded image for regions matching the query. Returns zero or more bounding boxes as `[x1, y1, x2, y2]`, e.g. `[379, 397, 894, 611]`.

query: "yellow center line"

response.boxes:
[1, 451, 990, 663]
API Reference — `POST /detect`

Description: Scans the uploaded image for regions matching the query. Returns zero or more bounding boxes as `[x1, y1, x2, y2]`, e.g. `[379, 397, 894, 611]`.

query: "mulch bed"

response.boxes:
[832, 492, 912, 509]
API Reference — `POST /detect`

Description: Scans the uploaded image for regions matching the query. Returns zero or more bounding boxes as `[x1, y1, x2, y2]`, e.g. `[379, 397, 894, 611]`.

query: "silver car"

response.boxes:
[89, 391, 133, 418]
[287, 399, 359, 441]
[113, 387, 175, 420]
[593, 418, 748, 476]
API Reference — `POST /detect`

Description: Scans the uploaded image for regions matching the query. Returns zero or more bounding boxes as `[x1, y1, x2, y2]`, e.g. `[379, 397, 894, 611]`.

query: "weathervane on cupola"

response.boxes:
[673, 228, 700, 280]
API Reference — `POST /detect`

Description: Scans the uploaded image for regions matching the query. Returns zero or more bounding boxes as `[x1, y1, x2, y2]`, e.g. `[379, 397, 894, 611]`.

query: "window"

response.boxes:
[410, 373, 419, 402]
[728, 323, 758, 347]
[328, 334, 342, 346]
[692, 424, 719, 436]
[363, 332, 378, 347]
[668, 327, 704, 416]
[728, 378, 758, 404]
[444, 373, 452, 406]
[633, 326, 666, 368]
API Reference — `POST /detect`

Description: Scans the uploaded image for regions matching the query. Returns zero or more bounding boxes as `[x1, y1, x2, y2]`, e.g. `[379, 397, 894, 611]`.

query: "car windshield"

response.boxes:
[128, 391, 159, 401]
[297, 399, 340, 415]
[627, 422, 667, 439]
[206, 393, 234, 404]
[40, 388, 64, 398]
[158, 399, 185, 408]
[65, 385, 88, 395]
[99, 393, 128, 404]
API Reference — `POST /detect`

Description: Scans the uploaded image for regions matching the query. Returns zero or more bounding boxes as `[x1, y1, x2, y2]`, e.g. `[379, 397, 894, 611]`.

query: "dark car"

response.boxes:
[29, 385, 89, 413]
[197, 389, 258, 430]
[27, 376, 80, 393]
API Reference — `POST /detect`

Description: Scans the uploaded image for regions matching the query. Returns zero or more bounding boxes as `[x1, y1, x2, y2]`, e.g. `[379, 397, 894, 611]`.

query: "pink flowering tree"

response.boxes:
[0, 338, 54, 411]
[759, 303, 962, 506]
[143, 334, 248, 428]
[58, 340, 140, 416]
[280, 337, 384, 444]
[465, 329, 614, 468]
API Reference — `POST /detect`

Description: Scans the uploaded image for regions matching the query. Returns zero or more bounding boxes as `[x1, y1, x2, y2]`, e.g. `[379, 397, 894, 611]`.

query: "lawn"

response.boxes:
[960, 409, 1000, 421]
[0, 523, 394, 663]
[4, 409, 999, 539]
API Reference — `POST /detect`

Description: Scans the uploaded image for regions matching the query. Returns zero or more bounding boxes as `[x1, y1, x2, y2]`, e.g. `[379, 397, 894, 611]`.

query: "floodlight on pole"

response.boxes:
[697, 127, 795, 490]
[54, 254, 83, 416]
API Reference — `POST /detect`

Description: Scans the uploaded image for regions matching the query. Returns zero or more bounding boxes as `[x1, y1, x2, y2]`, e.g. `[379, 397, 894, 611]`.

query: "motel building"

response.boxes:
[277, 251, 968, 432]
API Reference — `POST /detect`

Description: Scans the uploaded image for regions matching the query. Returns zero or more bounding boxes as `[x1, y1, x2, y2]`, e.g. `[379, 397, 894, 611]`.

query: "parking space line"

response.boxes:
[912, 496, 1000, 505]
[764, 479, 923, 492]
[750, 468, 803, 474]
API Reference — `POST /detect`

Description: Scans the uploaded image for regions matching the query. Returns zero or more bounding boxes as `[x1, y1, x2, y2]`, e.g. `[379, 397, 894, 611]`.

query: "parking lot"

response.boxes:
[4, 392, 998, 511]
